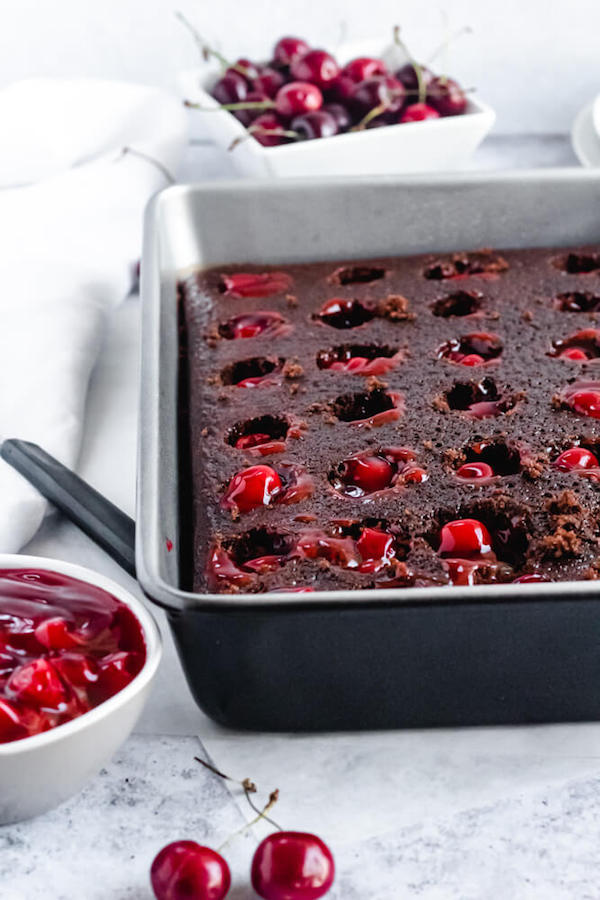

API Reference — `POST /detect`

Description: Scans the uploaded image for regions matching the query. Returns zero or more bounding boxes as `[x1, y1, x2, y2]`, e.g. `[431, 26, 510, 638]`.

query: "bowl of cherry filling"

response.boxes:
[0, 556, 161, 824]
[178, 31, 495, 177]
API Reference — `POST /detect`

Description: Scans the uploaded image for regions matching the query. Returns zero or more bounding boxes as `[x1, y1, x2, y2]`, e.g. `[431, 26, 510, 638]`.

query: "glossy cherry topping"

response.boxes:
[431, 289, 484, 318]
[553, 291, 600, 313]
[444, 377, 518, 419]
[438, 518, 493, 558]
[218, 311, 289, 340]
[316, 343, 401, 375]
[314, 298, 375, 329]
[220, 356, 283, 387]
[559, 382, 600, 419]
[437, 332, 502, 365]
[456, 461, 494, 481]
[220, 271, 292, 298]
[332, 388, 404, 426]
[455, 439, 521, 479]
[553, 446, 600, 471]
[227, 415, 291, 455]
[512, 573, 549, 584]
[329, 447, 426, 497]
[221, 465, 282, 513]
[549, 329, 600, 362]
[0, 569, 145, 744]
[425, 251, 508, 281]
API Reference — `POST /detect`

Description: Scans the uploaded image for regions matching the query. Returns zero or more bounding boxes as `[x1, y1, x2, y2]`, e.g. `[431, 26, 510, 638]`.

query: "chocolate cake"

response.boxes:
[180, 246, 600, 593]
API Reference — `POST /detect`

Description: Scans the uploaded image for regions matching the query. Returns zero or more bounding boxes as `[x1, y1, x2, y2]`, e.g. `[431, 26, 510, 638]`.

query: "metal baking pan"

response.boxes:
[138, 170, 600, 731]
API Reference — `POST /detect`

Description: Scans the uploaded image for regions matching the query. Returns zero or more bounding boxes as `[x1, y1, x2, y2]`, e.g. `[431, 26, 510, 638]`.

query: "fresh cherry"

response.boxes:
[227, 58, 260, 84]
[342, 56, 387, 82]
[251, 113, 293, 147]
[554, 447, 600, 471]
[438, 519, 493, 558]
[292, 110, 337, 140]
[350, 76, 406, 120]
[234, 90, 269, 127]
[273, 37, 311, 67]
[395, 62, 435, 91]
[335, 454, 395, 495]
[513, 574, 549, 584]
[150, 841, 231, 900]
[254, 67, 286, 98]
[290, 50, 340, 89]
[325, 75, 355, 103]
[212, 72, 248, 105]
[275, 82, 323, 119]
[322, 103, 352, 132]
[221, 272, 292, 298]
[428, 77, 468, 116]
[251, 831, 335, 900]
[456, 461, 494, 480]
[221, 465, 282, 513]
[399, 102, 440, 123]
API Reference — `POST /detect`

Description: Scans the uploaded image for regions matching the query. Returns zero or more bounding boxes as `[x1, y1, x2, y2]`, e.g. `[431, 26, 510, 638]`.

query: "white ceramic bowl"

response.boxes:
[179, 39, 495, 177]
[0, 555, 162, 824]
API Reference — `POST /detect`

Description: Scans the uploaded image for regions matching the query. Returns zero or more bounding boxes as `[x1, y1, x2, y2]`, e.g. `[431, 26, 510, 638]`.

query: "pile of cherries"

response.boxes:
[201, 34, 468, 146]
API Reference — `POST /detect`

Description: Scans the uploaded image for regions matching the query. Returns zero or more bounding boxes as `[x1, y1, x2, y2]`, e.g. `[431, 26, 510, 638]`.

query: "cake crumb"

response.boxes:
[377, 294, 415, 322]
[283, 359, 304, 379]
[286, 293, 299, 308]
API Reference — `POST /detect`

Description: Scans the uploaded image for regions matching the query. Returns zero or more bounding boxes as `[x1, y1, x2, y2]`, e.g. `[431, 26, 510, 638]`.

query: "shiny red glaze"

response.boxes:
[221, 465, 282, 513]
[0, 569, 145, 743]
[443, 559, 481, 586]
[290, 50, 340, 88]
[342, 56, 387, 82]
[254, 67, 286, 98]
[554, 447, 600, 471]
[221, 271, 292, 298]
[560, 347, 589, 361]
[316, 298, 375, 329]
[570, 390, 600, 418]
[459, 354, 485, 366]
[206, 547, 254, 589]
[339, 455, 395, 494]
[268, 586, 315, 593]
[273, 36, 311, 67]
[151, 841, 231, 900]
[399, 102, 440, 123]
[513, 574, 549, 584]
[438, 519, 493, 558]
[428, 77, 468, 116]
[275, 81, 323, 118]
[235, 433, 273, 450]
[296, 531, 360, 568]
[403, 466, 429, 484]
[220, 311, 287, 339]
[251, 831, 335, 900]
[356, 528, 395, 573]
[456, 461, 495, 480]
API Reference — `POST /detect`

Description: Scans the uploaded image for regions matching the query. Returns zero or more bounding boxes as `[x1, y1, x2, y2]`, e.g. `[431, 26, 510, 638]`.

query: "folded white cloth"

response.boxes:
[0, 78, 188, 552]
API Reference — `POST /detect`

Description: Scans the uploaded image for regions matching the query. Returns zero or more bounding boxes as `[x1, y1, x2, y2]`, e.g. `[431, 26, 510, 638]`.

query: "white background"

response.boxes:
[2, 0, 598, 134]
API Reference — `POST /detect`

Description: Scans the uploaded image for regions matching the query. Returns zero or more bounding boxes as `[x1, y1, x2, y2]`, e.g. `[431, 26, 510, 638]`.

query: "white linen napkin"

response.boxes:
[0, 78, 188, 552]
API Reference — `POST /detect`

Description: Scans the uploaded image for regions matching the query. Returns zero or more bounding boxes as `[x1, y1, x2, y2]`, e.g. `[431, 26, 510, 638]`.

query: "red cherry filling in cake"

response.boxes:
[316, 344, 401, 375]
[329, 447, 426, 497]
[431, 290, 484, 317]
[424, 251, 508, 281]
[218, 311, 289, 340]
[444, 377, 519, 419]
[0, 569, 145, 743]
[221, 462, 313, 513]
[220, 356, 284, 387]
[559, 382, 600, 419]
[329, 265, 386, 285]
[314, 298, 375, 329]
[549, 329, 600, 361]
[437, 332, 502, 366]
[226, 415, 293, 455]
[552, 252, 600, 274]
[553, 291, 600, 313]
[332, 388, 404, 426]
[220, 271, 292, 298]
[454, 439, 522, 481]
[553, 446, 600, 478]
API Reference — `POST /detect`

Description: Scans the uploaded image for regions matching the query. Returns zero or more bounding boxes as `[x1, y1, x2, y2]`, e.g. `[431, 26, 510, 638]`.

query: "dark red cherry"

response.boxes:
[254, 67, 286, 98]
[251, 113, 293, 146]
[560, 347, 589, 360]
[222, 465, 282, 513]
[235, 433, 272, 449]
[317, 298, 375, 329]
[251, 831, 335, 900]
[212, 71, 248, 105]
[94, 651, 142, 697]
[151, 841, 231, 900]
[459, 354, 485, 366]
[275, 81, 323, 119]
[231, 90, 269, 127]
[34, 617, 80, 650]
[338, 455, 395, 494]
[350, 76, 406, 119]
[221, 271, 292, 298]
[428, 77, 468, 116]
[570, 390, 600, 419]
[8, 658, 69, 711]
[322, 103, 352, 132]
[399, 102, 440, 123]
[273, 36, 311, 67]
[325, 74, 355, 103]
[342, 56, 387, 82]
[219, 311, 287, 339]
[0, 698, 30, 743]
[456, 461, 494, 480]
[227, 58, 260, 84]
[395, 62, 435, 91]
[513, 574, 549, 584]
[438, 519, 492, 558]
[292, 110, 337, 140]
[290, 50, 340, 89]
[356, 528, 395, 573]
[554, 447, 600, 471]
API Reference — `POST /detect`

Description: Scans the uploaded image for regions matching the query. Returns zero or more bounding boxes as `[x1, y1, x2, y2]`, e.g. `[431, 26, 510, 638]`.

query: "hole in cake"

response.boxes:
[456, 439, 522, 479]
[314, 298, 376, 329]
[424, 251, 508, 280]
[218, 311, 288, 340]
[329, 265, 386, 285]
[220, 356, 283, 386]
[219, 271, 292, 298]
[328, 447, 426, 497]
[444, 377, 519, 419]
[548, 329, 600, 361]
[552, 253, 600, 274]
[316, 343, 400, 375]
[332, 388, 402, 425]
[227, 527, 296, 571]
[226, 415, 289, 450]
[437, 332, 503, 365]
[553, 291, 600, 313]
[431, 290, 483, 318]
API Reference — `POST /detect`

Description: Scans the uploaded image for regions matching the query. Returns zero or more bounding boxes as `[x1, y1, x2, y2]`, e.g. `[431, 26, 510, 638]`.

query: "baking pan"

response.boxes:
[139, 170, 600, 731]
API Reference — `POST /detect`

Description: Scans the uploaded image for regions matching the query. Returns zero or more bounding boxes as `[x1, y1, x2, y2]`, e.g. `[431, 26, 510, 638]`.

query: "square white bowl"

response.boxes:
[179, 39, 495, 177]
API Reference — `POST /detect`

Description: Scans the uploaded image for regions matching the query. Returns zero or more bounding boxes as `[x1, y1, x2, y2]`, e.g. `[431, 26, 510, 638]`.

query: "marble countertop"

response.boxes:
[4, 134, 600, 900]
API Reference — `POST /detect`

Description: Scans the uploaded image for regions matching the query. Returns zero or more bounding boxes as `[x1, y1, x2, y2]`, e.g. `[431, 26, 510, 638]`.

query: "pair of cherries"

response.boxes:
[151, 828, 333, 900]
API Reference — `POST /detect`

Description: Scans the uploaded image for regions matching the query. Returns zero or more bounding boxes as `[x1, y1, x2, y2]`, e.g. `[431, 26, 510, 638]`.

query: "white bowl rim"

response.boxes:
[0, 553, 162, 756]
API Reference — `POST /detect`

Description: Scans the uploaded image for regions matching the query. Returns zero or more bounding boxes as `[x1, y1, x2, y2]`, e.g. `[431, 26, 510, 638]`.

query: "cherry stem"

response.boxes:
[115, 146, 175, 184]
[228, 126, 301, 152]
[393, 25, 426, 103]
[185, 98, 273, 113]
[217, 790, 283, 852]
[195, 755, 282, 831]
[175, 11, 231, 70]
[427, 25, 473, 66]
[351, 101, 391, 131]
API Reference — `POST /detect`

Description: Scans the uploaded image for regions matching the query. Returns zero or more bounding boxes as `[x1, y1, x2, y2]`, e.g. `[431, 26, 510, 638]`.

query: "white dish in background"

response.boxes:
[592, 92, 600, 138]
[179, 39, 495, 178]
[0, 556, 162, 824]
[571, 101, 600, 167]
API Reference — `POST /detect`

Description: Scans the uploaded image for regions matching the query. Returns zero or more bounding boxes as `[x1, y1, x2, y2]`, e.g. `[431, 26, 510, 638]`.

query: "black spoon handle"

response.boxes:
[1, 439, 136, 577]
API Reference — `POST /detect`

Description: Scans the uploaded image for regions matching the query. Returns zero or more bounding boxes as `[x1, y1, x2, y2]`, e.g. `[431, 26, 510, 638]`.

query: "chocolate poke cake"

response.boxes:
[179, 246, 600, 593]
